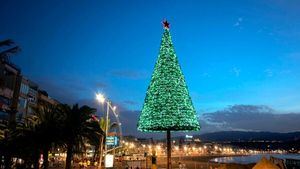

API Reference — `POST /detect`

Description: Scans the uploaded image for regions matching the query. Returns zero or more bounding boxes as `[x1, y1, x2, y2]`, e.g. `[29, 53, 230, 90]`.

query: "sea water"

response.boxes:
[210, 154, 300, 164]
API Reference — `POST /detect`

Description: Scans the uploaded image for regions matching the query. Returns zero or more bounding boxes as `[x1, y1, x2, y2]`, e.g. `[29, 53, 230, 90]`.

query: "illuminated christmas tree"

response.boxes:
[137, 20, 200, 169]
[138, 20, 200, 132]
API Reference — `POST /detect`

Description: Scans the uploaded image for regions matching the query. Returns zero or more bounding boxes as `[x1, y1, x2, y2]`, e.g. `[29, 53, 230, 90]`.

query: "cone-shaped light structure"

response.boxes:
[138, 21, 200, 132]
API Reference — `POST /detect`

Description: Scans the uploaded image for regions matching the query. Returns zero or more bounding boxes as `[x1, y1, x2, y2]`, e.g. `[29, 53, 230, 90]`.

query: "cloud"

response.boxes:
[120, 105, 300, 137]
[200, 72, 211, 78]
[234, 17, 243, 27]
[119, 105, 300, 137]
[119, 110, 168, 138]
[119, 110, 140, 136]
[95, 82, 108, 89]
[264, 69, 273, 77]
[32, 76, 109, 104]
[231, 67, 240, 77]
[287, 52, 300, 61]
[59, 102, 299, 137]
[279, 69, 291, 75]
[109, 70, 148, 79]
[123, 100, 138, 106]
[35, 77, 300, 137]
[34, 77, 82, 104]
[202, 105, 300, 133]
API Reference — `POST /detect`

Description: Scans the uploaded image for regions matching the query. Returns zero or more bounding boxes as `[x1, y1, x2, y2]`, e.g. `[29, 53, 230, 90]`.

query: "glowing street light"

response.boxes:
[129, 143, 135, 149]
[156, 145, 161, 150]
[174, 146, 179, 151]
[96, 93, 105, 103]
[95, 92, 122, 169]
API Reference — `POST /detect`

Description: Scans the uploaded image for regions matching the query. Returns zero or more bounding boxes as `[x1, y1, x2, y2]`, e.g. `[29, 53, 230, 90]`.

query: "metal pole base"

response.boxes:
[167, 130, 171, 169]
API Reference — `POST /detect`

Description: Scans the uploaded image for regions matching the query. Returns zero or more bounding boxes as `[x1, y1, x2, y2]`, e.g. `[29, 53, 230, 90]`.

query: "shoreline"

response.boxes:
[157, 154, 244, 169]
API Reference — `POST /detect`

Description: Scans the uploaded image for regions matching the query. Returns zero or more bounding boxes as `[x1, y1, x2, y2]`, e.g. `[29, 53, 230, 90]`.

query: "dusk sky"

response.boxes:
[1, 0, 300, 136]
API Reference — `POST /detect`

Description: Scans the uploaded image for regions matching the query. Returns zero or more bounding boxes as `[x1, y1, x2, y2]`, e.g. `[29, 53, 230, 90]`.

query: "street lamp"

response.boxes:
[96, 93, 106, 169]
[96, 93, 105, 104]
[95, 92, 121, 169]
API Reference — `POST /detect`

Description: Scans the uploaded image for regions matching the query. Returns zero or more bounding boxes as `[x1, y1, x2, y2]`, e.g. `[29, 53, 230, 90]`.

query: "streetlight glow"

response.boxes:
[96, 93, 105, 103]
[174, 146, 179, 151]
[94, 92, 123, 169]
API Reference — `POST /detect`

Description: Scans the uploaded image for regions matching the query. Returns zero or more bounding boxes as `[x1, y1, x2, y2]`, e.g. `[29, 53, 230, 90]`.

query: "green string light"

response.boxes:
[138, 27, 200, 132]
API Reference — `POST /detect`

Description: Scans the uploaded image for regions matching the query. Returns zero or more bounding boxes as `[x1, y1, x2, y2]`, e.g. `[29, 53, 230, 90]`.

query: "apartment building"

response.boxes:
[1, 60, 58, 121]
[38, 90, 58, 107]
[0, 59, 21, 120]
[17, 77, 39, 119]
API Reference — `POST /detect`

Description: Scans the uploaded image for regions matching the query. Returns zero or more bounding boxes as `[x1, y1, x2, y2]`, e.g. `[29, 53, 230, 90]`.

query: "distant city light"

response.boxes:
[175, 146, 179, 150]
[185, 135, 193, 139]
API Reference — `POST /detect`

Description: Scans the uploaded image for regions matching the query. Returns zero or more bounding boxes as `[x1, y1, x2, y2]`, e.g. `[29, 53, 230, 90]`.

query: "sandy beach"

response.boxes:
[156, 155, 254, 169]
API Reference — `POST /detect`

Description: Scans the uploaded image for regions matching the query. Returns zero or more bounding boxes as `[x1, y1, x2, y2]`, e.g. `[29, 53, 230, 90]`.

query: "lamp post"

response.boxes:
[96, 93, 121, 169]
[96, 93, 105, 169]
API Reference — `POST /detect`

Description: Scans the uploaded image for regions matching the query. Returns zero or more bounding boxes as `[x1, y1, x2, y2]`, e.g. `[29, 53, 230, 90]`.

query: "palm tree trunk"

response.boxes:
[4, 153, 12, 169]
[98, 136, 104, 169]
[33, 152, 40, 169]
[65, 144, 73, 169]
[43, 146, 49, 169]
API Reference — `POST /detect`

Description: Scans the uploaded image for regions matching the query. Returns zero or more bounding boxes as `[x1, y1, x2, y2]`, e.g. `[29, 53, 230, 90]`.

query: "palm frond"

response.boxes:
[0, 39, 14, 47]
[0, 46, 21, 58]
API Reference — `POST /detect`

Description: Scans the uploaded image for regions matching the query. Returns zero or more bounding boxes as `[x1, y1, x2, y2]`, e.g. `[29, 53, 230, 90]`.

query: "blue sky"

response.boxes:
[1, 0, 300, 135]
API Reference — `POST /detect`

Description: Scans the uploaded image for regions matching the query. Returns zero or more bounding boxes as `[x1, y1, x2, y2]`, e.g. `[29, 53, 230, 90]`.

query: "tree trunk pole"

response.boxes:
[65, 145, 72, 169]
[167, 130, 171, 169]
[34, 152, 40, 169]
[98, 136, 104, 169]
[43, 147, 49, 169]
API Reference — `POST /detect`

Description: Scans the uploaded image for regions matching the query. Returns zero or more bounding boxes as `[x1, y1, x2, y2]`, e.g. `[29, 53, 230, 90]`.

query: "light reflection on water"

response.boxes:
[210, 154, 300, 164]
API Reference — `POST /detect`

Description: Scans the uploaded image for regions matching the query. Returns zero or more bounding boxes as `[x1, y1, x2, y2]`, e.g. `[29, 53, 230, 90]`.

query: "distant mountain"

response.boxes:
[196, 131, 300, 142]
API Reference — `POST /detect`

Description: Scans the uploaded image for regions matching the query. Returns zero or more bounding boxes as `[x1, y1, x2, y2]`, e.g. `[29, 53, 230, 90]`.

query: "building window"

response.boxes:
[18, 97, 27, 109]
[20, 83, 29, 95]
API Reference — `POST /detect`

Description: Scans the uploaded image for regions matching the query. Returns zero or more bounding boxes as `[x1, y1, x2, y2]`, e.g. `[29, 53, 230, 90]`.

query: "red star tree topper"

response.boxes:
[163, 20, 170, 29]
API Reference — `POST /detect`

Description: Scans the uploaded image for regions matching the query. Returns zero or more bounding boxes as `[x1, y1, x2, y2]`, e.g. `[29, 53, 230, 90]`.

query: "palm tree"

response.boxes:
[13, 117, 41, 169]
[1, 105, 64, 169]
[94, 117, 109, 168]
[0, 39, 20, 61]
[0, 39, 20, 88]
[30, 105, 64, 169]
[0, 118, 39, 169]
[58, 104, 104, 169]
